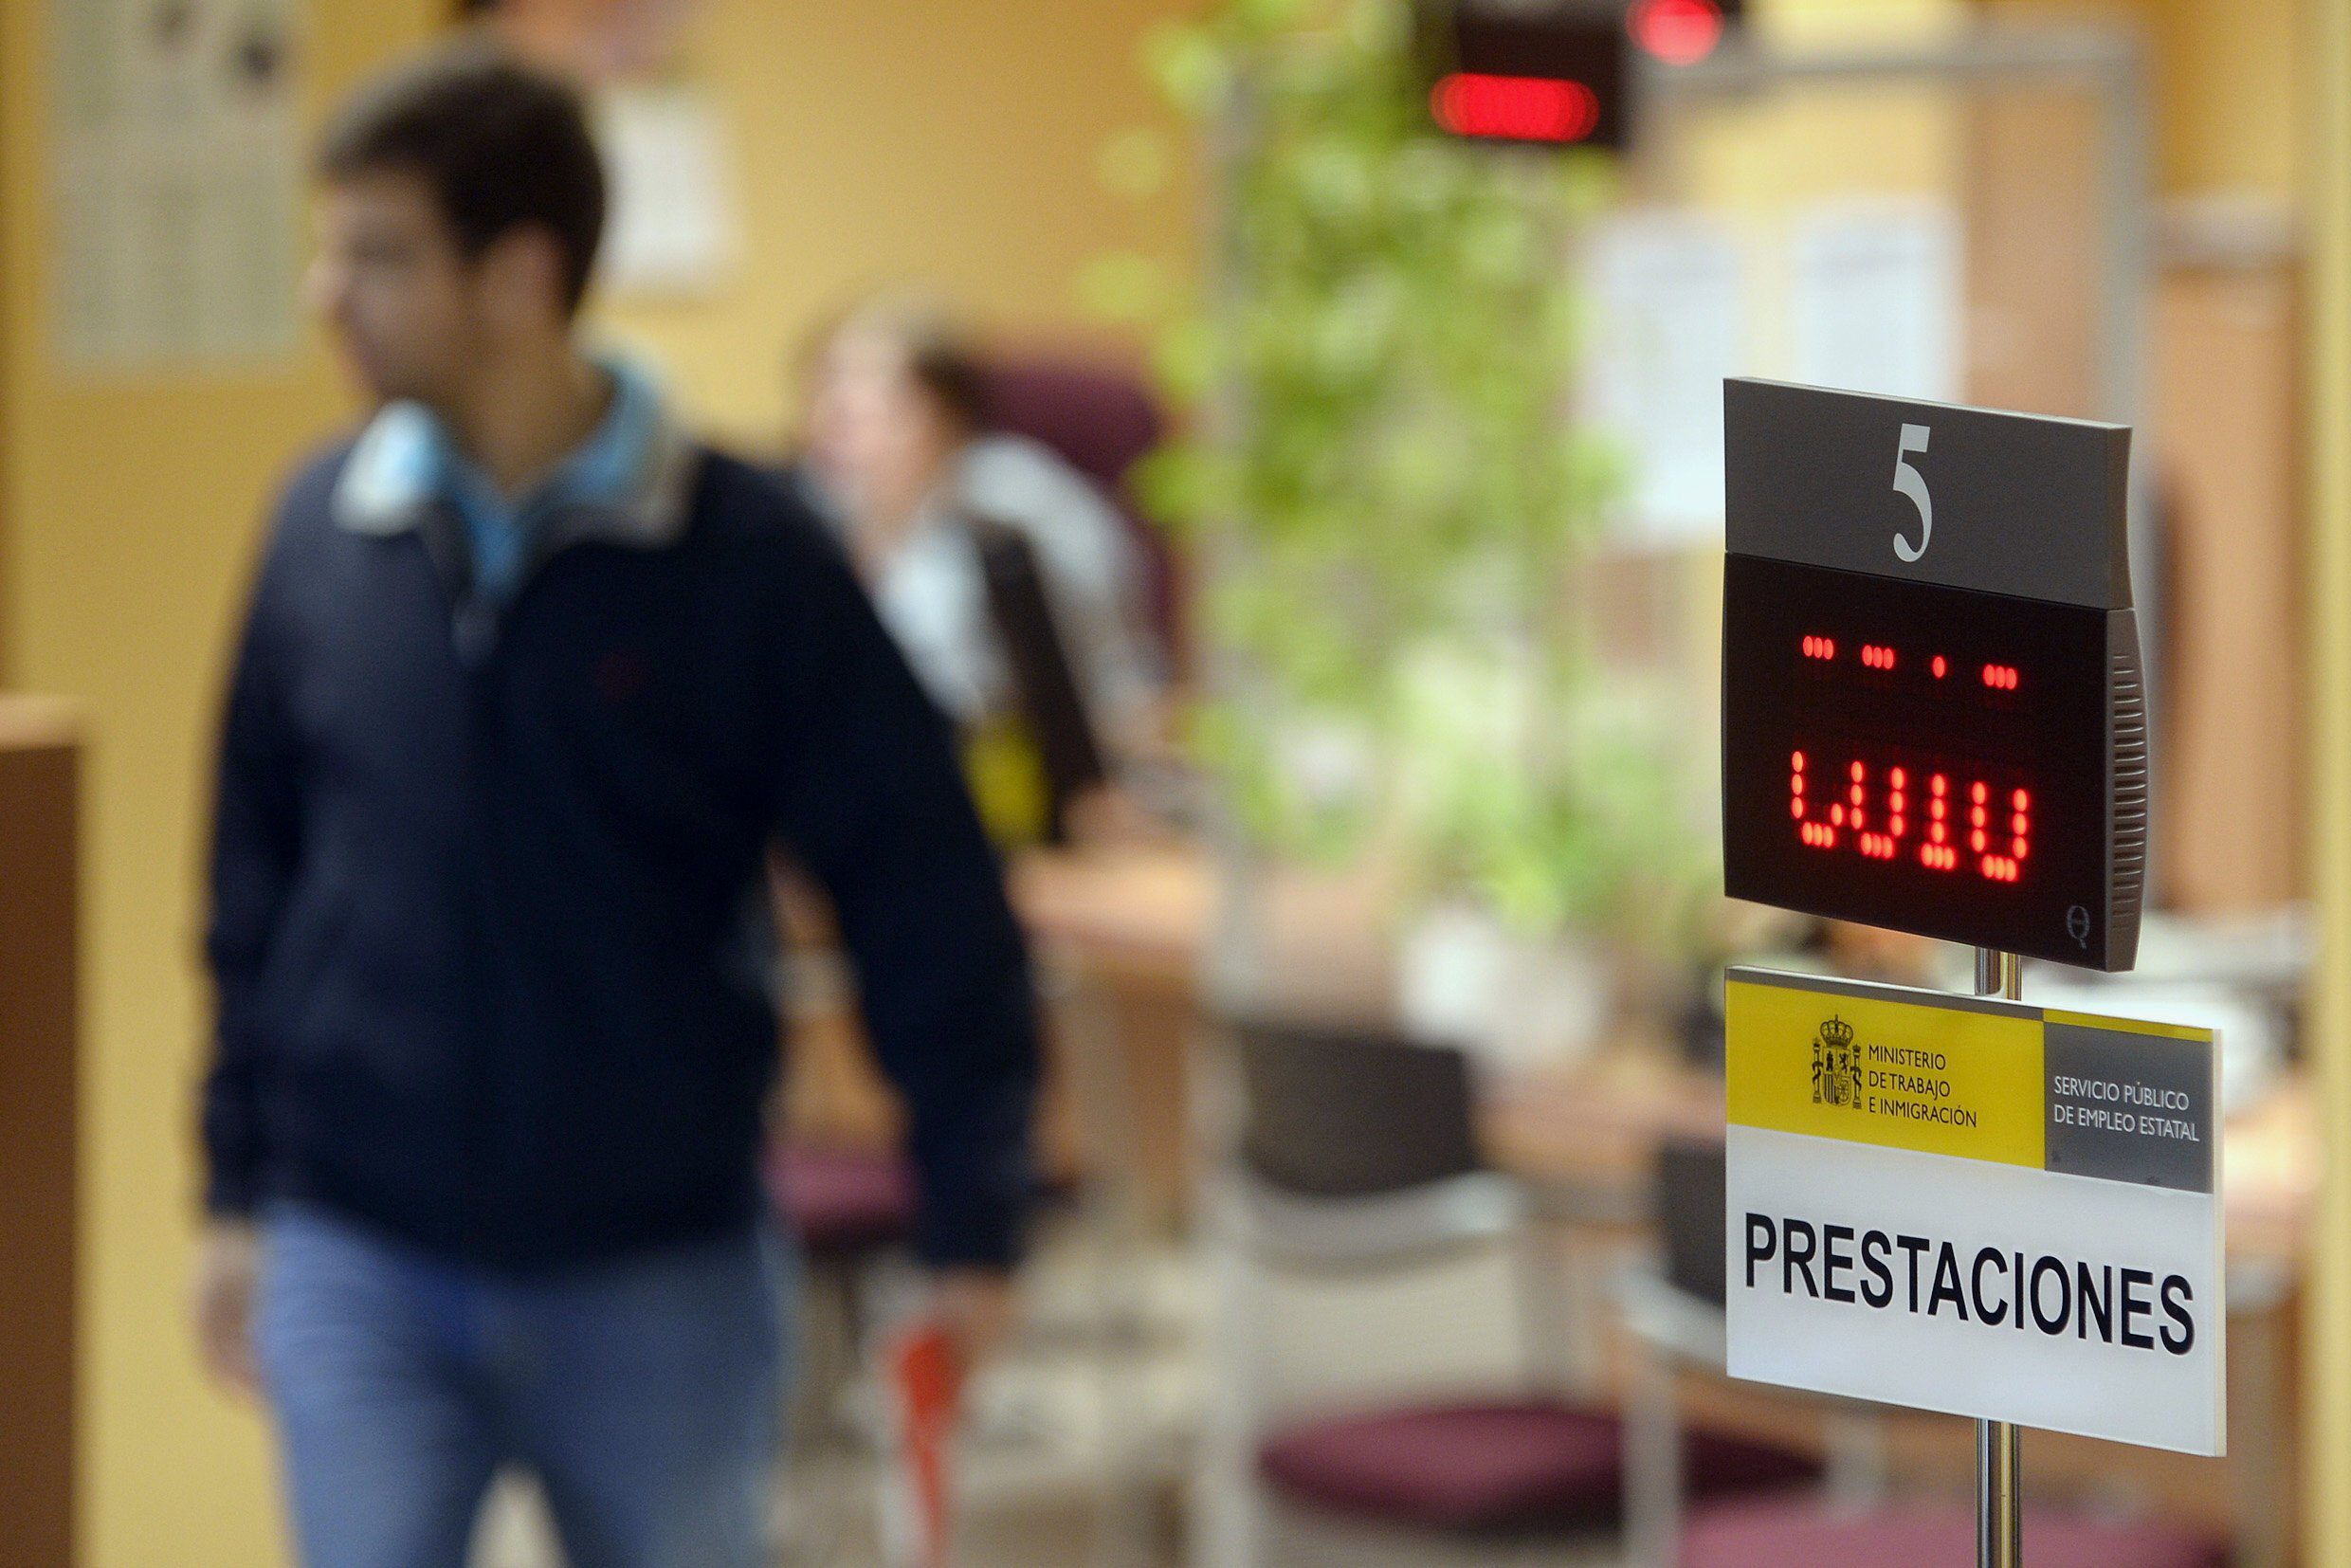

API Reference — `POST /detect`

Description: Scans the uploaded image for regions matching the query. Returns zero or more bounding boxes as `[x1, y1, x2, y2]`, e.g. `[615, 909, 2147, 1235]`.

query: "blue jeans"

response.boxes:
[256, 1202, 792, 1568]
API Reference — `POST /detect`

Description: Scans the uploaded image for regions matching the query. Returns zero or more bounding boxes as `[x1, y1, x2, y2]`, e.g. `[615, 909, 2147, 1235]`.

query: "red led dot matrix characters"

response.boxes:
[1860, 644, 1897, 670]
[1791, 752, 1822, 846]
[1932, 655, 1947, 679]
[1982, 663, 2020, 690]
[1802, 635, 1836, 661]
[1784, 753, 2032, 885]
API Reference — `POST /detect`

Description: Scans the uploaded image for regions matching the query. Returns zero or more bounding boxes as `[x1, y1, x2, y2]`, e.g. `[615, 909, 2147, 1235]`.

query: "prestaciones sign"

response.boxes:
[1723, 967, 2224, 1456]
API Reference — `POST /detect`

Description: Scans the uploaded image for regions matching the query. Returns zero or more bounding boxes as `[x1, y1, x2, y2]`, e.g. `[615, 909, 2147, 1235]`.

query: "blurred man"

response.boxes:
[193, 41, 1037, 1568]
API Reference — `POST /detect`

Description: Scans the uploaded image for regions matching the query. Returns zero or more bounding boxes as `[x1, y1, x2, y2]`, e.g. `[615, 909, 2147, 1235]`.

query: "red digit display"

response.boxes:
[1722, 555, 2140, 968]
[1784, 737, 2032, 884]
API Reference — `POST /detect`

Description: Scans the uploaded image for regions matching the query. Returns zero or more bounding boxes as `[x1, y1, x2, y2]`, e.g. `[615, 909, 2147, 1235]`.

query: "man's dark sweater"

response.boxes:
[202, 427, 1039, 1271]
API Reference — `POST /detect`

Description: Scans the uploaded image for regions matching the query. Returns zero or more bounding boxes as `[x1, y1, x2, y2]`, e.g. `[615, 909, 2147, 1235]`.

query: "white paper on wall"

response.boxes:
[1580, 210, 1753, 548]
[596, 85, 739, 299]
[1788, 197, 1963, 405]
[50, 0, 303, 367]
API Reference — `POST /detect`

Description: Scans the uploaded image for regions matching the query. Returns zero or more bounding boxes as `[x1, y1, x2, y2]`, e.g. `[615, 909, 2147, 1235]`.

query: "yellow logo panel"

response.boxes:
[1727, 975, 2045, 1169]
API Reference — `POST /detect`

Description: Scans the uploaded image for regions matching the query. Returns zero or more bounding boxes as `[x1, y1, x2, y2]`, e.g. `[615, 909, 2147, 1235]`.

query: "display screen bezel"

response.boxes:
[1722, 553, 2116, 966]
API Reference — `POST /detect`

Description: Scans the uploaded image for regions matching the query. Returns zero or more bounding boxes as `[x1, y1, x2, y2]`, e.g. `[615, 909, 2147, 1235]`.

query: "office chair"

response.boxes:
[974, 356, 1185, 671]
[1194, 1019, 1813, 1567]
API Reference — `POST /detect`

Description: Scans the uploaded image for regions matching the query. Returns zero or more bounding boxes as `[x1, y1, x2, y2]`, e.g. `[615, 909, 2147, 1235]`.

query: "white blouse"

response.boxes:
[851, 435, 1161, 738]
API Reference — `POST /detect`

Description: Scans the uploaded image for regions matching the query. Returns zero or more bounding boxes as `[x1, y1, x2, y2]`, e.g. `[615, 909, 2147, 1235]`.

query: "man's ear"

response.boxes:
[475, 224, 571, 336]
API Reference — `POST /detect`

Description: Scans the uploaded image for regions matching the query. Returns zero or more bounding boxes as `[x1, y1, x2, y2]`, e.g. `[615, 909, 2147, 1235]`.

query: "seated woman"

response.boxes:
[792, 297, 1168, 842]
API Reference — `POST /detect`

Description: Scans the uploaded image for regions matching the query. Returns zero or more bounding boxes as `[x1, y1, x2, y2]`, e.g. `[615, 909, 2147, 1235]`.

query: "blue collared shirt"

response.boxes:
[365, 357, 665, 605]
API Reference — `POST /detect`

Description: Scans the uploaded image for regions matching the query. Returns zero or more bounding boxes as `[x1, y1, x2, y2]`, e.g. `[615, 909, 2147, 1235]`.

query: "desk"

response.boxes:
[781, 843, 1215, 1220]
[1011, 843, 1212, 988]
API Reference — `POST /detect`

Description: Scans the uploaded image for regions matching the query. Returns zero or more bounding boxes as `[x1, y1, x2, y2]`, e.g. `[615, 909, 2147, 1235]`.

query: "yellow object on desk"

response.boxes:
[964, 719, 1050, 848]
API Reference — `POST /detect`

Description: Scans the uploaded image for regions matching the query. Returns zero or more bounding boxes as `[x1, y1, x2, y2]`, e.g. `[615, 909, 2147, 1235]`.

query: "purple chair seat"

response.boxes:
[763, 1144, 919, 1258]
[1683, 1499, 2231, 1568]
[1259, 1399, 1817, 1535]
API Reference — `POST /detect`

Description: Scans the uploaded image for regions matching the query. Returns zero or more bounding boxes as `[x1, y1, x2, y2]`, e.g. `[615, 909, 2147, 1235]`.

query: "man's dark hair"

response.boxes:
[319, 40, 606, 315]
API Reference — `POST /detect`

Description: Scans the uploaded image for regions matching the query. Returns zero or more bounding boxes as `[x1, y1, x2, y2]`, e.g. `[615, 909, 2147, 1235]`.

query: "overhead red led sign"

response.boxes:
[1430, 71, 1601, 142]
[1418, 2, 1629, 150]
[1627, 0, 1726, 66]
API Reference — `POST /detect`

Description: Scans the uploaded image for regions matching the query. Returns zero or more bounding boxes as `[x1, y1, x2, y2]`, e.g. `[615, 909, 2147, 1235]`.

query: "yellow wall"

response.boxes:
[595, 0, 1196, 447]
[2126, 0, 2302, 198]
[2303, 0, 2351, 1554]
[0, 7, 444, 1561]
[1981, 0, 2303, 200]
[0, 1, 1191, 1562]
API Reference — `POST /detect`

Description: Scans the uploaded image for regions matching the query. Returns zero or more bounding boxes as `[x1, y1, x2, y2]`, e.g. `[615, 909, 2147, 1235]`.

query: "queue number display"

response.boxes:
[1722, 552, 2144, 970]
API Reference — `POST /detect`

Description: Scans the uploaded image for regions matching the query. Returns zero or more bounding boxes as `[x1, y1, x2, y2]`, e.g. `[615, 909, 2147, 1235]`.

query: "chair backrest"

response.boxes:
[1229, 1017, 1485, 1199]
[968, 518, 1108, 842]
[1654, 1134, 1729, 1307]
[974, 356, 1186, 669]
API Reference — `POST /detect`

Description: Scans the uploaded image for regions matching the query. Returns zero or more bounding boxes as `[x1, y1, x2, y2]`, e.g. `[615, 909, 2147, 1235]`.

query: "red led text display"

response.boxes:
[1723, 555, 2118, 963]
[1430, 72, 1602, 143]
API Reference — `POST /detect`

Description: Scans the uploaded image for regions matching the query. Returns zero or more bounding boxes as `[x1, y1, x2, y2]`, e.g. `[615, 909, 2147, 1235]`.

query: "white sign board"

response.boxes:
[1725, 968, 2225, 1456]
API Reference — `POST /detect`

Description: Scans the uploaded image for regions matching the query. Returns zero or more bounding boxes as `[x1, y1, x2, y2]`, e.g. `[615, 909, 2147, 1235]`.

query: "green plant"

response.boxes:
[1096, 0, 1705, 940]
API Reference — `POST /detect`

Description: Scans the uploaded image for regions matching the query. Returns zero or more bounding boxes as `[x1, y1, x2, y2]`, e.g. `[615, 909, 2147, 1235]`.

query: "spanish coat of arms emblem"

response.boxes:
[1812, 1014, 1863, 1107]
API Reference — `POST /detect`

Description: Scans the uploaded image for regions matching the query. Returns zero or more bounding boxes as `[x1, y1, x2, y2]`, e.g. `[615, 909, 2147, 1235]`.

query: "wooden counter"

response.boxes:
[780, 843, 1216, 1220]
[0, 697, 80, 1566]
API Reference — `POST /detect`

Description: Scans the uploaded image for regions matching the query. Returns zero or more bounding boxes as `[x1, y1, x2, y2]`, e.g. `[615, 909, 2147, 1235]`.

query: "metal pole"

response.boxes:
[1975, 948, 2024, 1567]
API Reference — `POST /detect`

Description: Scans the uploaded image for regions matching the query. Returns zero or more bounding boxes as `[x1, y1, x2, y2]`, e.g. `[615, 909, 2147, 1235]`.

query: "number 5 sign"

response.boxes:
[1892, 423, 1931, 561]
